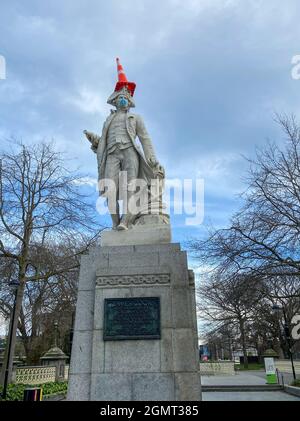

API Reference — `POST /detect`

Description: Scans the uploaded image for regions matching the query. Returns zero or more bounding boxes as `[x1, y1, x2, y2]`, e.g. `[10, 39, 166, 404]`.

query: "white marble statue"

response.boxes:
[84, 59, 168, 230]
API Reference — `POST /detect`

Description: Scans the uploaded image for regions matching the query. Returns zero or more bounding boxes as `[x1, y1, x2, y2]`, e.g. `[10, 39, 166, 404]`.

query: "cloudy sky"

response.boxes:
[1, 0, 300, 246]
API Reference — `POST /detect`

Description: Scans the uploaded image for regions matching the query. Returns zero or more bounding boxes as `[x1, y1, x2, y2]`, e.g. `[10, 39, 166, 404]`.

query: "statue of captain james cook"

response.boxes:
[84, 58, 164, 231]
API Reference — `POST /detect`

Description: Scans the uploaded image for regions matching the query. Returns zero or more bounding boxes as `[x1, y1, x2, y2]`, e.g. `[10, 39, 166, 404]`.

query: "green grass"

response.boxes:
[235, 363, 265, 371]
[0, 381, 68, 401]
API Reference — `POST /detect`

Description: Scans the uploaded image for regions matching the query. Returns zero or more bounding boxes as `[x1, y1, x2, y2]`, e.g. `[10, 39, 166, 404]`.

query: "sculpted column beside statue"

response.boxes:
[84, 58, 169, 235]
[67, 59, 201, 401]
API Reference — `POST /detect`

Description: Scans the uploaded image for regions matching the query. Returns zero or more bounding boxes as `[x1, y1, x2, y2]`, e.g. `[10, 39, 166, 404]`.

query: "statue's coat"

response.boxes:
[94, 111, 157, 195]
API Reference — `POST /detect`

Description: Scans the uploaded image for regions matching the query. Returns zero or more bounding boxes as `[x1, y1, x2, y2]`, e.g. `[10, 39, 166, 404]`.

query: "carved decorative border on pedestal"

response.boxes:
[96, 273, 170, 287]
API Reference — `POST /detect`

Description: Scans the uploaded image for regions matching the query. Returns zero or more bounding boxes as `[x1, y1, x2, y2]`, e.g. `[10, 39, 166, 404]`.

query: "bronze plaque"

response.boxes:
[103, 297, 161, 341]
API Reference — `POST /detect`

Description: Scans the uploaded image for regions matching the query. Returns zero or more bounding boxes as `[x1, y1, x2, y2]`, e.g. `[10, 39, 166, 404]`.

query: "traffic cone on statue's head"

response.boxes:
[114, 57, 136, 97]
[116, 58, 127, 83]
[107, 57, 136, 107]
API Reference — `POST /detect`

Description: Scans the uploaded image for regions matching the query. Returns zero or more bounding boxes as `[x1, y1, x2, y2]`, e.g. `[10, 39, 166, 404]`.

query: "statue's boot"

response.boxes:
[117, 214, 131, 231]
[111, 214, 120, 230]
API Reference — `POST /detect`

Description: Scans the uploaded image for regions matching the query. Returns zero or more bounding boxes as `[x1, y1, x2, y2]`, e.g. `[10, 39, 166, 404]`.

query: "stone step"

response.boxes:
[202, 385, 283, 392]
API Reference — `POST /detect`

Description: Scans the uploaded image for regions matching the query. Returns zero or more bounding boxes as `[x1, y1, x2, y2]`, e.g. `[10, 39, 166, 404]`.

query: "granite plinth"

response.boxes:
[101, 224, 171, 247]
[67, 242, 201, 401]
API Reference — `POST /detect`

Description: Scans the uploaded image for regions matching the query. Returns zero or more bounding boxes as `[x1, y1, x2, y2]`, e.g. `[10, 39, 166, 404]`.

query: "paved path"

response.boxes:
[201, 371, 266, 386]
[202, 391, 300, 401]
[201, 371, 300, 401]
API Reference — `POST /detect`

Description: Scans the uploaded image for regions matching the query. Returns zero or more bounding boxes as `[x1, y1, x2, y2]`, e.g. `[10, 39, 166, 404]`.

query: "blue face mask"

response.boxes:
[118, 97, 128, 108]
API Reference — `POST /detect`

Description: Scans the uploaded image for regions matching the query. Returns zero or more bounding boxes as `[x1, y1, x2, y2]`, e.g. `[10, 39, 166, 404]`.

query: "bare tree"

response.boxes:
[9, 239, 81, 363]
[192, 114, 300, 365]
[191, 115, 300, 281]
[197, 272, 265, 368]
[198, 270, 300, 363]
[200, 321, 236, 361]
[0, 141, 103, 384]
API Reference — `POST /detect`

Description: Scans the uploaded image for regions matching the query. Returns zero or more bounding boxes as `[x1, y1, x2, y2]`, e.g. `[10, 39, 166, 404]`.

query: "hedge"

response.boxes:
[0, 381, 68, 401]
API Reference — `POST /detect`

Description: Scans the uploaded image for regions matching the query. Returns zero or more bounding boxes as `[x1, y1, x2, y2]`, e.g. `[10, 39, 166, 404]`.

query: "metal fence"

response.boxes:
[200, 361, 235, 376]
[275, 360, 300, 374]
[15, 365, 70, 385]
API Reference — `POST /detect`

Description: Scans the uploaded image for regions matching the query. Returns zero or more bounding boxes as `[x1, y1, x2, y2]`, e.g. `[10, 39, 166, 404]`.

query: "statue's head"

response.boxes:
[107, 58, 136, 109]
[107, 86, 135, 109]
[116, 94, 130, 110]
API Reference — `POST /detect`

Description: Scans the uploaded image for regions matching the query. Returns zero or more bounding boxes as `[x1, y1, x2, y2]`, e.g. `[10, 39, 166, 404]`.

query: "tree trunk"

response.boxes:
[0, 281, 25, 385]
[239, 318, 248, 369]
[274, 338, 285, 359]
[215, 343, 219, 360]
[228, 336, 233, 360]
[19, 331, 31, 364]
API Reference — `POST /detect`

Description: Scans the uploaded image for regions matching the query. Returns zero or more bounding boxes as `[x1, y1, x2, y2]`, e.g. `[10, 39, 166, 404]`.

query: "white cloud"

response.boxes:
[1, 0, 300, 240]
[196, 153, 237, 179]
[15, 14, 57, 34]
[65, 86, 108, 116]
[0, 78, 28, 103]
[73, 176, 98, 188]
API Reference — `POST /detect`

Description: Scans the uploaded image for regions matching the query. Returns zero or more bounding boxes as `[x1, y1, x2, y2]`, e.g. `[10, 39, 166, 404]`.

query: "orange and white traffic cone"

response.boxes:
[116, 57, 127, 83]
[114, 57, 136, 97]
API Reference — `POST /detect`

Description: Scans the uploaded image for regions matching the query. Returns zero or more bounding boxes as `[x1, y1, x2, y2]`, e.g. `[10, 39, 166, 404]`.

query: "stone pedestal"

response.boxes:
[67, 240, 201, 401]
[101, 224, 171, 247]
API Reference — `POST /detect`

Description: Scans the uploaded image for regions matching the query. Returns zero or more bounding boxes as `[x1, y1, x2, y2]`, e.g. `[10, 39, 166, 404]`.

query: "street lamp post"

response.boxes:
[272, 304, 296, 381]
[69, 311, 75, 356]
[1, 279, 20, 400]
[53, 320, 59, 347]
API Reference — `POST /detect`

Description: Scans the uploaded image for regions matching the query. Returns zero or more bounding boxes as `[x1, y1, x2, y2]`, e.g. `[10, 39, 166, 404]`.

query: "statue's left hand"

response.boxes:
[147, 156, 159, 167]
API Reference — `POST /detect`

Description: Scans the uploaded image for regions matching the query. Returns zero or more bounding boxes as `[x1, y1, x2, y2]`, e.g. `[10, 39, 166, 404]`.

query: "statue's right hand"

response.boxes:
[83, 130, 101, 153]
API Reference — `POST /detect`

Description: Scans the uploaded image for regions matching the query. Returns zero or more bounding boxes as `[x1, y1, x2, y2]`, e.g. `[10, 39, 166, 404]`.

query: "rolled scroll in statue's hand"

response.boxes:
[83, 130, 100, 152]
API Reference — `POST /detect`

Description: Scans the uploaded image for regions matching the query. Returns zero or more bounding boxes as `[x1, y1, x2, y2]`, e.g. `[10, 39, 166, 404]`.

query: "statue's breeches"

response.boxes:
[104, 146, 139, 197]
